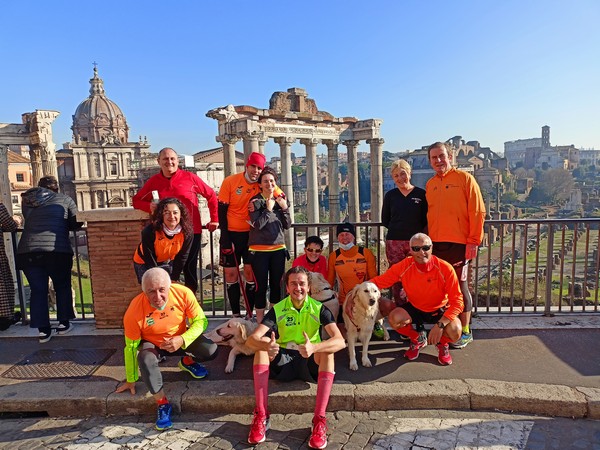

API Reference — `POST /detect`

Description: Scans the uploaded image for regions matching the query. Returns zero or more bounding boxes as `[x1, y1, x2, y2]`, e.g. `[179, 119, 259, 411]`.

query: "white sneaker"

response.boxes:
[39, 329, 52, 343]
[57, 322, 74, 335]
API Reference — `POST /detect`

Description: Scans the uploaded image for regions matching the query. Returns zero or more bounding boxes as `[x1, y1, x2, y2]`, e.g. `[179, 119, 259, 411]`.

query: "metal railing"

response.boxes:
[8, 218, 600, 322]
[475, 218, 600, 314]
[9, 228, 91, 324]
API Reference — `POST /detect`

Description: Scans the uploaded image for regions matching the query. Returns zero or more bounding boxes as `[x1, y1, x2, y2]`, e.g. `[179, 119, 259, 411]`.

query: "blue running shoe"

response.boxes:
[450, 332, 473, 349]
[155, 403, 173, 431]
[178, 358, 208, 379]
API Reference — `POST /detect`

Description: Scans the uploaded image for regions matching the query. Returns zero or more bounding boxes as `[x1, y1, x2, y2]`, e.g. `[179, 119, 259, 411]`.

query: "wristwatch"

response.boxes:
[436, 321, 446, 329]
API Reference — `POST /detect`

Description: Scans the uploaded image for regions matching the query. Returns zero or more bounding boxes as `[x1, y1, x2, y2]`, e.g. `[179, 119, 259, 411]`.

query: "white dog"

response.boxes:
[308, 272, 340, 323]
[342, 282, 390, 370]
[204, 318, 258, 373]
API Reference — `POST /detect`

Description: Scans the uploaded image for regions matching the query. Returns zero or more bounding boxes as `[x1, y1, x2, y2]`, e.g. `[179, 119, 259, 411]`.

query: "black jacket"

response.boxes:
[17, 187, 80, 255]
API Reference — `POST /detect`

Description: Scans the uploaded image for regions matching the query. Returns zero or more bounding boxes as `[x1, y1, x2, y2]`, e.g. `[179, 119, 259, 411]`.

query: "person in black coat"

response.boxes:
[17, 176, 82, 343]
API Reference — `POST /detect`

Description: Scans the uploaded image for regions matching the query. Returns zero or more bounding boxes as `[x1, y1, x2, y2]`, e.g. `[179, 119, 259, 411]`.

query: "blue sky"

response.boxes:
[1, 1, 598, 159]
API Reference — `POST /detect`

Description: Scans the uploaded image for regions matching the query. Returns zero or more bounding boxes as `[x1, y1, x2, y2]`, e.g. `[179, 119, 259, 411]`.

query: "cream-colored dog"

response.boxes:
[343, 281, 389, 370]
[204, 318, 258, 373]
[308, 272, 340, 323]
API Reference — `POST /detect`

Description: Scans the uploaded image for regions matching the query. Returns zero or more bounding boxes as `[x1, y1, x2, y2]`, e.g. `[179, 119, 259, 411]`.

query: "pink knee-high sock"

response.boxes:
[396, 324, 419, 341]
[440, 335, 452, 346]
[253, 364, 270, 415]
[314, 371, 335, 418]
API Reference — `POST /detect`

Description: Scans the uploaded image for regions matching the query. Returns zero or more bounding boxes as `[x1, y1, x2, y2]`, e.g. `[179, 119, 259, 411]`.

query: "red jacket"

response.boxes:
[292, 254, 328, 278]
[133, 169, 218, 234]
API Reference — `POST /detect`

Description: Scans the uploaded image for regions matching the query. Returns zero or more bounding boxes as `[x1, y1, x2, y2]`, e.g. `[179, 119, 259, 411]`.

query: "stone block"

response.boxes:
[107, 381, 187, 416]
[467, 379, 587, 418]
[354, 380, 470, 412]
[575, 386, 600, 419]
[181, 379, 353, 414]
[0, 381, 115, 416]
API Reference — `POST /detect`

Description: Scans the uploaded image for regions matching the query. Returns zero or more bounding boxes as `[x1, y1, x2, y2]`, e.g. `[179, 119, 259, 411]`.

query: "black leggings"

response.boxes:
[138, 336, 217, 394]
[183, 234, 202, 293]
[251, 249, 286, 309]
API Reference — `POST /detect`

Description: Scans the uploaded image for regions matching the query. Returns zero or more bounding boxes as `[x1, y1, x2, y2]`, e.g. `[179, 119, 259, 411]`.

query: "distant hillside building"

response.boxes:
[505, 125, 550, 169]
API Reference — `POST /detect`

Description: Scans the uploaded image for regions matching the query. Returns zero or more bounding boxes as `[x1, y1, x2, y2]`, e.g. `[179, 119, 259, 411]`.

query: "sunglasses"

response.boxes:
[306, 248, 322, 254]
[411, 245, 432, 252]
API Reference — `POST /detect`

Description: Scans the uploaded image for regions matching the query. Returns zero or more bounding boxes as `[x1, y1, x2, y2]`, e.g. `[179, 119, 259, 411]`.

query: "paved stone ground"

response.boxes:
[0, 410, 598, 450]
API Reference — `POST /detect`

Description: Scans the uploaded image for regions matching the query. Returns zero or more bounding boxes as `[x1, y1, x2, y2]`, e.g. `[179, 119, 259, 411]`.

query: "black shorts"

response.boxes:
[432, 241, 469, 282]
[270, 348, 318, 382]
[402, 302, 447, 326]
[220, 231, 251, 268]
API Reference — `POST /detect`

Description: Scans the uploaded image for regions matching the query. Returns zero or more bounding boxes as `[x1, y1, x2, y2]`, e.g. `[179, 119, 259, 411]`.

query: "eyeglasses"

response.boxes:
[306, 248, 322, 254]
[411, 245, 432, 252]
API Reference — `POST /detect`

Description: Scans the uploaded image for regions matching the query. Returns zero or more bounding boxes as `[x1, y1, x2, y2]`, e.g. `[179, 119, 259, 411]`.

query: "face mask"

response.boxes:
[339, 242, 355, 251]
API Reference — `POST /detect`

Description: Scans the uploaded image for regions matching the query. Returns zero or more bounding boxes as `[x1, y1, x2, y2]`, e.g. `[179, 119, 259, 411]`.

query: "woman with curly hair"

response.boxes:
[133, 197, 193, 287]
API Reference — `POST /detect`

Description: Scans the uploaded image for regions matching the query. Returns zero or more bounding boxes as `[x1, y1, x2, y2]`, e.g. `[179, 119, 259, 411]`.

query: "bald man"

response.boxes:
[133, 147, 218, 293]
[115, 268, 217, 431]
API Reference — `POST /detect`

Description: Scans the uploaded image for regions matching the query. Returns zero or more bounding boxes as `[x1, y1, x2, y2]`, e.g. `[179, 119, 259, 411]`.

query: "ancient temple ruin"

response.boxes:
[0, 110, 60, 211]
[206, 88, 384, 226]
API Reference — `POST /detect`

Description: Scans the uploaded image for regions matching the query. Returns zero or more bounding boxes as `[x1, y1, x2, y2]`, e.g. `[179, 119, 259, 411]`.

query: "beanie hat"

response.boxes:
[337, 222, 355, 238]
[246, 152, 266, 170]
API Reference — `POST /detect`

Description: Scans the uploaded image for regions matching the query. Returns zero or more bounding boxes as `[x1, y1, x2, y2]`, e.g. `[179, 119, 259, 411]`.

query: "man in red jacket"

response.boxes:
[133, 148, 218, 293]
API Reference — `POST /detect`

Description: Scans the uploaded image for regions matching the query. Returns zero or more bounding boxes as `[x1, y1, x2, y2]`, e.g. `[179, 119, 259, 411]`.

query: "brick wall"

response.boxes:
[78, 208, 149, 329]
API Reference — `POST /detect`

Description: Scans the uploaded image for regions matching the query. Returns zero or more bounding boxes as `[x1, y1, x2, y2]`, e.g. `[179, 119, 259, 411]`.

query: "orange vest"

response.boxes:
[133, 230, 185, 264]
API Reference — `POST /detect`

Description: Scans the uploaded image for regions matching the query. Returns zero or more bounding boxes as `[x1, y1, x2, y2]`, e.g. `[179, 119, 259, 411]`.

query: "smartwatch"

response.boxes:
[437, 321, 446, 329]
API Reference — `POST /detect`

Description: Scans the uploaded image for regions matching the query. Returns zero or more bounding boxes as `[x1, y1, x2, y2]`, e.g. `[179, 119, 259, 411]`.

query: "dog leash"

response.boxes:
[231, 244, 253, 318]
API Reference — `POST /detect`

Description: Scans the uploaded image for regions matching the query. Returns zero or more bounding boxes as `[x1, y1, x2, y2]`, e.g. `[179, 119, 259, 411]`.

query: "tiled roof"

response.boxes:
[8, 150, 30, 163]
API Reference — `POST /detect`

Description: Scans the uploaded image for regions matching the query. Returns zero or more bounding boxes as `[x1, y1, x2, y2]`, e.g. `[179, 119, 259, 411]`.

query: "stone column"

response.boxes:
[23, 110, 60, 182]
[344, 140, 360, 223]
[217, 134, 239, 177]
[367, 138, 384, 222]
[40, 142, 58, 179]
[0, 145, 11, 211]
[300, 138, 320, 235]
[258, 134, 268, 154]
[29, 145, 43, 185]
[242, 131, 260, 160]
[324, 139, 340, 224]
[275, 137, 296, 246]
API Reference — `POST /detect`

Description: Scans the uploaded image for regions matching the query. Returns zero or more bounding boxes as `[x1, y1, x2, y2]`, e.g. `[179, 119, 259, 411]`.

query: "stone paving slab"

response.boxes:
[0, 410, 599, 449]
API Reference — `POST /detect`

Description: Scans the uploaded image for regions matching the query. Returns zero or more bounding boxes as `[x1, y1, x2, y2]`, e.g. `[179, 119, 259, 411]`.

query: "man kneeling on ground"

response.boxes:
[115, 267, 218, 430]
[370, 233, 464, 365]
[246, 266, 345, 449]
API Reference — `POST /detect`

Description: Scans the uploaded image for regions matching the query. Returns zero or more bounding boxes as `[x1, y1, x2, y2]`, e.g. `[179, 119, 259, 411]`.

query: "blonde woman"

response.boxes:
[382, 159, 428, 305]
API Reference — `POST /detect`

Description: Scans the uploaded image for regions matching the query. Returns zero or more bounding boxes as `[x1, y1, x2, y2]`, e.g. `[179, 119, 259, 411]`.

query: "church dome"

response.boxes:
[71, 67, 129, 145]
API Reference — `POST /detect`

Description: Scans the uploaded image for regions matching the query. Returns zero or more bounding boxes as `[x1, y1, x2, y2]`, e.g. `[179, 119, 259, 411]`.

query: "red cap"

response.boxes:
[246, 152, 266, 170]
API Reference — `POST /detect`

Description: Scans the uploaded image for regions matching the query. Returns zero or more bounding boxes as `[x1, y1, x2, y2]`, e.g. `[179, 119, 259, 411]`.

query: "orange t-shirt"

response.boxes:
[327, 246, 377, 304]
[123, 283, 203, 347]
[218, 172, 261, 232]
